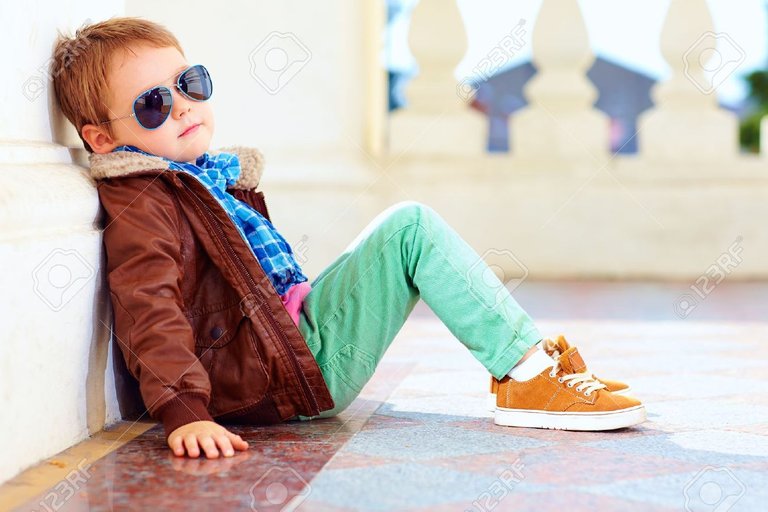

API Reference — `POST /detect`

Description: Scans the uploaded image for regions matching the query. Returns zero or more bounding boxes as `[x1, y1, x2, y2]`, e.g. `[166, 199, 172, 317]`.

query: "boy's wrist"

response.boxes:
[156, 392, 215, 440]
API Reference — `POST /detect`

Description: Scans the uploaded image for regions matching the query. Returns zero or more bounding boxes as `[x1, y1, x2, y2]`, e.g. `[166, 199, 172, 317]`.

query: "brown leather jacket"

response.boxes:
[89, 146, 334, 439]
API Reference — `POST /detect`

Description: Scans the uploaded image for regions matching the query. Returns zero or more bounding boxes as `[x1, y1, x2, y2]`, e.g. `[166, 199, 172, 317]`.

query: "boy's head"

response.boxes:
[52, 17, 214, 163]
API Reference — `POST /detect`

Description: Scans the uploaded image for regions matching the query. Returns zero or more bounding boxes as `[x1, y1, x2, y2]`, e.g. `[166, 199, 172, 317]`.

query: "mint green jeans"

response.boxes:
[297, 201, 541, 419]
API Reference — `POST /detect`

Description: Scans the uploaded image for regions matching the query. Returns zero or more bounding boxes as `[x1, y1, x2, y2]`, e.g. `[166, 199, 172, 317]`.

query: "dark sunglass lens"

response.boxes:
[134, 87, 172, 129]
[179, 65, 212, 101]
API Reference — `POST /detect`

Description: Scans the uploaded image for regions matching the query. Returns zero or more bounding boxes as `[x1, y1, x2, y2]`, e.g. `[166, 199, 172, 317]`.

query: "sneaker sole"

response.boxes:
[486, 388, 632, 412]
[494, 404, 646, 431]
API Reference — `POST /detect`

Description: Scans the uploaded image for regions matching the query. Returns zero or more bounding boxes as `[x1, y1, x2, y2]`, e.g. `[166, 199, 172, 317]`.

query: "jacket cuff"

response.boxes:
[154, 393, 215, 440]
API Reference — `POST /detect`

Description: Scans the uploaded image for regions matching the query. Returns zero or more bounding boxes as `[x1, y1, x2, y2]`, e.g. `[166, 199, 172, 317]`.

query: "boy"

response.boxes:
[52, 17, 645, 459]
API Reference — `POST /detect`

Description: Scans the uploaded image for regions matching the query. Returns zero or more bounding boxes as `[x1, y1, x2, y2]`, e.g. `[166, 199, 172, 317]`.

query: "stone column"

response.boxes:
[0, 3, 122, 485]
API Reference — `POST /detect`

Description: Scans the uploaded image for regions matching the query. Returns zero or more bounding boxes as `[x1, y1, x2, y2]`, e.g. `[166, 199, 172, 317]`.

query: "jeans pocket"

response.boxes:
[322, 344, 377, 395]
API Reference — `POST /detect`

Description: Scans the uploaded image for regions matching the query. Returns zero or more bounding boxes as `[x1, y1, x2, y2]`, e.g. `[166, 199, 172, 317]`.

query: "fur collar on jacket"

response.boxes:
[88, 146, 264, 190]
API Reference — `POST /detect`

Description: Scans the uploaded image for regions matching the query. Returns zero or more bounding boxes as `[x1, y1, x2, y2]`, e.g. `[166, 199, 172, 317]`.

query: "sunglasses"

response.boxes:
[99, 64, 213, 130]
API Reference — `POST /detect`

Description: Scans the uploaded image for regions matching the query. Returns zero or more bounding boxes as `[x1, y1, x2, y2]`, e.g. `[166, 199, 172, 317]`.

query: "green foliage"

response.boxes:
[739, 70, 768, 153]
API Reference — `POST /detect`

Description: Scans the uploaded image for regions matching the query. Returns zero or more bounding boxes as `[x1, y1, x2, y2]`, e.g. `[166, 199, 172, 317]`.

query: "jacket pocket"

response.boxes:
[186, 301, 243, 349]
[203, 315, 271, 417]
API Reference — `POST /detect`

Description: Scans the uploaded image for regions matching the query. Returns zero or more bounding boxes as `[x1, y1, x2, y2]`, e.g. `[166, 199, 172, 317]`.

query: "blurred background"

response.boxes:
[2, 0, 768, 500]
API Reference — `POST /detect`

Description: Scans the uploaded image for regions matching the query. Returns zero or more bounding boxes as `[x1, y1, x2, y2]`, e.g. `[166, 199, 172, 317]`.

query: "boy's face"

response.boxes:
[82, 45, 214, 163]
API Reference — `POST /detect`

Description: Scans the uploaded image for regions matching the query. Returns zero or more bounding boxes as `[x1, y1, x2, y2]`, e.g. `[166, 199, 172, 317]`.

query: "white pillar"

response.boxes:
[0, 2, 123, 485]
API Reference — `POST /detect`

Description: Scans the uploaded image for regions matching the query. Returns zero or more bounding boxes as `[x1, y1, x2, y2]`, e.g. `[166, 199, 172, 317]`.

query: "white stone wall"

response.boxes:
[0, 0, 124, 485]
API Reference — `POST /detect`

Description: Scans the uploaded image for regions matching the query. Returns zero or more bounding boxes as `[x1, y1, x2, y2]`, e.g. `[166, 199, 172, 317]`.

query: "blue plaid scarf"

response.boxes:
[113, 145, 307, 295]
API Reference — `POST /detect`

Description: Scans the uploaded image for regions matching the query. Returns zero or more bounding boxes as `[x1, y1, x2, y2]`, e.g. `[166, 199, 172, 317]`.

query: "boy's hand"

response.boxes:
[168, 420, 249, 458]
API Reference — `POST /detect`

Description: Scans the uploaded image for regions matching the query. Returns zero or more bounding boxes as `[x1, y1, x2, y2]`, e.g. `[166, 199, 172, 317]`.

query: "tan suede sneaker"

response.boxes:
[487, 335, 630, 411]
[493, 346, 645, 431]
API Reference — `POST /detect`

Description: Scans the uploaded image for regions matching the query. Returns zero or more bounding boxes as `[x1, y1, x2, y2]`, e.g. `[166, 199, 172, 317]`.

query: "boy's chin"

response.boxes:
[133, 134, 212, 163]
[173, 141, 211, 163]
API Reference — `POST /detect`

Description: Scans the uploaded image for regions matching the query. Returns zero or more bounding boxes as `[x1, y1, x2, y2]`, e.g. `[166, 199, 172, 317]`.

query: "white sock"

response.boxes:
[507, 348, 555, 382]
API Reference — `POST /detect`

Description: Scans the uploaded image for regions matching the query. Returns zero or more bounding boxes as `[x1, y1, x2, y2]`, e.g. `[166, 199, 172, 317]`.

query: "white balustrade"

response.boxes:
[388, 0, 749, 161]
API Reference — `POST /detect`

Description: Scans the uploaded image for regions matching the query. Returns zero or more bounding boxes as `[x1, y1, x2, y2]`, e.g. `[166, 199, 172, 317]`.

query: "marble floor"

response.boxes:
[3, 281, 768, 511]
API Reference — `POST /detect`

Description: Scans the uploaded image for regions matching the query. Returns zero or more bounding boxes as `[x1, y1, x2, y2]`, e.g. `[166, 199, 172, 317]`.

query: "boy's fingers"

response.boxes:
[168, 436, 185, 456]
[215, 435, 235, 457]
[199, 435, 219, 458]
[226, 432, 249, 450]
[184, 434, 201, 458]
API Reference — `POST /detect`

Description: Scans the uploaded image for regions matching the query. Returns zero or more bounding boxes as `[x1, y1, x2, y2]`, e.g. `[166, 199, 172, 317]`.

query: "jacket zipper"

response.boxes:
[172, 173, 321, 416]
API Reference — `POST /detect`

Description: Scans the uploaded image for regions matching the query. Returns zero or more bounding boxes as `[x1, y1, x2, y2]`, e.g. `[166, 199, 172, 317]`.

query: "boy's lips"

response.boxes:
[179, 123, 201, 138]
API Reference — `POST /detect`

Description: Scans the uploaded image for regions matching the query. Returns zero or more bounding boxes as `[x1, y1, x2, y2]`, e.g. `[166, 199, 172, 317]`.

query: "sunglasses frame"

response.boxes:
[98, 64, 212, 130]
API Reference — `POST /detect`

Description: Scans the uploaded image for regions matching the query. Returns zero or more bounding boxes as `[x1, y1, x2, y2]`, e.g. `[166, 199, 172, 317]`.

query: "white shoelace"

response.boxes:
[548, 349, 606, 396]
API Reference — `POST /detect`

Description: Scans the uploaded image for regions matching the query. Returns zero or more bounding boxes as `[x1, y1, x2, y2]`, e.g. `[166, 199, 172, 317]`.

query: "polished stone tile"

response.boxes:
[577, 469, 767, 511]
[341, 423, 548, 461]
[303, 462, 549, 511]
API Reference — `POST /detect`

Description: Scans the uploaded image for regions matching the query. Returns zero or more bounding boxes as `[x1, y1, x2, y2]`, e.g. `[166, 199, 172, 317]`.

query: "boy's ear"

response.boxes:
[81, 123, 118, 154]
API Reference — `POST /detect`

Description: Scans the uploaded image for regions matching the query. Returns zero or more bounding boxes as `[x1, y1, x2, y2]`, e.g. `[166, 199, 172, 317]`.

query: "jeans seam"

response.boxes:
[321, 345, 375, 393]
[316, 221, 422, 332]
[410, 218, 535, 342]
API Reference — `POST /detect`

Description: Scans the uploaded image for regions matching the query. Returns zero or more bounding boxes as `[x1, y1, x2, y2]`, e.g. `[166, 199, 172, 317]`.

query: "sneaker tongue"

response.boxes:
[544, 335, 572, 356]
[558, 346, 587, 374]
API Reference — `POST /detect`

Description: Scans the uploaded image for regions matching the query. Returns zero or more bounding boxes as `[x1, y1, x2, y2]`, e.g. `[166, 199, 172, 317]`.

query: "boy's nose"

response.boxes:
[171, 87, 193, 119]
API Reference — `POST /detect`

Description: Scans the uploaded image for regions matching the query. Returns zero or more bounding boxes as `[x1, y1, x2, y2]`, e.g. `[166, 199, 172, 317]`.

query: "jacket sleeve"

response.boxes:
[97, 178, 215, 440]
